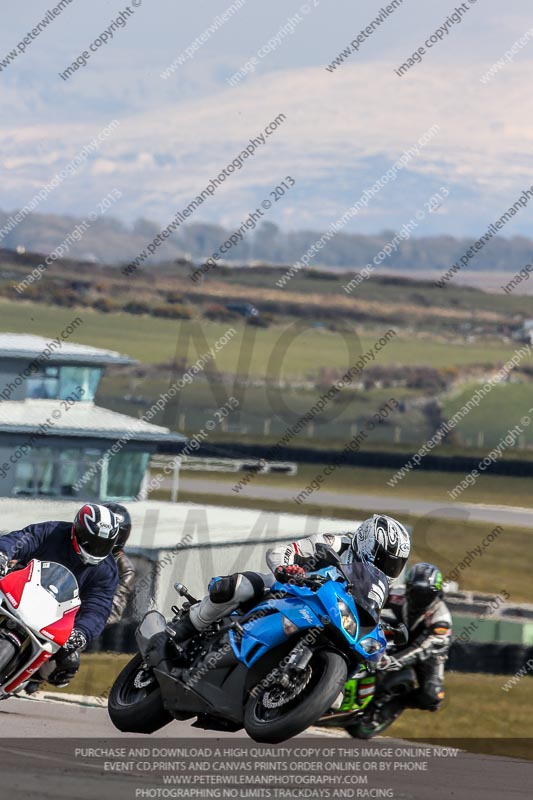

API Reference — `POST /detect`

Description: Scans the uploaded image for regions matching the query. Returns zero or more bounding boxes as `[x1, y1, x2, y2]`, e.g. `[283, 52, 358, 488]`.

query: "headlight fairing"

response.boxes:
[337, 599, 357, 637]
[359, 636, 382, 655]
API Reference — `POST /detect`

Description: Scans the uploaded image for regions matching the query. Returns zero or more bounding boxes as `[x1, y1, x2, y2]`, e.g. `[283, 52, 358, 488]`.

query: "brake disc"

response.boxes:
[262, 667, 312, 709]
[133, 666, 155, 689]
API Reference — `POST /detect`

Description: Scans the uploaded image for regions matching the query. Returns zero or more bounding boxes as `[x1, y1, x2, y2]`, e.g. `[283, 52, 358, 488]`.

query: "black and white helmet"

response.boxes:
[354, 514, 410, 582]
[72, 503, 120, 565]
[103, 502, 132, 555]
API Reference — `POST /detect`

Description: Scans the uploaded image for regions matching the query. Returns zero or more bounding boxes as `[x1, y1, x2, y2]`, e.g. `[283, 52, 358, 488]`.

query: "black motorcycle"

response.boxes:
[340, 664, 418, 738]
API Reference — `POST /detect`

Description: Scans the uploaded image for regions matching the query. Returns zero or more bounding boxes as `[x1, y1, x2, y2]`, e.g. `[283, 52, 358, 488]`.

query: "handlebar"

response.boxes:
[297, 574, 329, 589]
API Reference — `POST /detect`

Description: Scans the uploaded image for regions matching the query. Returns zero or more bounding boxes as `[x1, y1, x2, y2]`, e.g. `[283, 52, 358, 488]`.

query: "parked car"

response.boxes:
[226, 302, 259, 318]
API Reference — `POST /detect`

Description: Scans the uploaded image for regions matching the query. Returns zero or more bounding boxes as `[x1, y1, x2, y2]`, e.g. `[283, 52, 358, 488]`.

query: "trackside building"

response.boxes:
[0, 333, 185, 501]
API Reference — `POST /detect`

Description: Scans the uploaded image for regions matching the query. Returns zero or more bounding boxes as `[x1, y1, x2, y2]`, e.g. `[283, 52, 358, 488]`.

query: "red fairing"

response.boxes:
[0, 561, 34, 609]
[40, 607, 79, 645]
[4, 650, 51, 693]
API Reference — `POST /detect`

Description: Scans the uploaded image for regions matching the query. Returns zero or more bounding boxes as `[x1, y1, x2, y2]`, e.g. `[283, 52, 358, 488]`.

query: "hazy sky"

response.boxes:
[2, 0, 533, 236]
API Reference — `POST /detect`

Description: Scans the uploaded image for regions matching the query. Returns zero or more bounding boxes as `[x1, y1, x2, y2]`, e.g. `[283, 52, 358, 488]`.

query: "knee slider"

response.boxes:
[418, 683, 444, 710]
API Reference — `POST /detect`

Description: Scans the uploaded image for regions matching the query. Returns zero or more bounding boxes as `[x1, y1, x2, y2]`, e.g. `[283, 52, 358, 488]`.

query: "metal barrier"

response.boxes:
[147, 455, 297, 501]
[154, 440, 533, 478]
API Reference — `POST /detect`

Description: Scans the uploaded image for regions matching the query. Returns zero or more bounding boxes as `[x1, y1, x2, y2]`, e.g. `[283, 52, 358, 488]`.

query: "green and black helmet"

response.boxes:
[405, 562, 443, 614]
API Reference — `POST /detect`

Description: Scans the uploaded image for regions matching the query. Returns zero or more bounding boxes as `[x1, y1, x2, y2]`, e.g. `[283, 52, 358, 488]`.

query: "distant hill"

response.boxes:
[1, 208, 532, 273]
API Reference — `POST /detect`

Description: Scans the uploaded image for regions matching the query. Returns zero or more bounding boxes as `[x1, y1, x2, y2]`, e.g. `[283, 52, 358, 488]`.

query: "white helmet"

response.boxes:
[354, 514, 410, 581]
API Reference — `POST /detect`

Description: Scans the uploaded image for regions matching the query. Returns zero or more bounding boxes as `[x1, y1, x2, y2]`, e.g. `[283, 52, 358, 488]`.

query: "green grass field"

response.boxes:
[389, 672, 533, 759]
[8, 295, 533, 453]
[443, 382, 533, 445]
[220, 266, 533, 317]
[6, 296, 533, 450]
[50, 652, 129, 700]
[48, 655, 533, 759]
[0, 299, 524, 377]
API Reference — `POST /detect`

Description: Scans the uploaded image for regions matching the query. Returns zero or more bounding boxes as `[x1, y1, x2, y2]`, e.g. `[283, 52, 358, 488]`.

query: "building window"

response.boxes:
[13, 451, 56, 497]
[26, 367, 59, 399]
[58, 448, 101, 497]
[12, 446, 150, 500]
[59, 366, 101, 402]
[13, 447, 100, 498]
[25, 366, 101, 402]
[104, 451, 150, 500]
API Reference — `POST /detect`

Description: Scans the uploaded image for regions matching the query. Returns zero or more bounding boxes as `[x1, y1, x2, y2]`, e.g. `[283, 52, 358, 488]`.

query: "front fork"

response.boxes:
[276, 644, 314, 688]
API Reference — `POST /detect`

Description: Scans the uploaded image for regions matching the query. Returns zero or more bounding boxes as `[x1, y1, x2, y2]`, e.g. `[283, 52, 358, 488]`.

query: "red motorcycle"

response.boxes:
[0, 560, 81, 695]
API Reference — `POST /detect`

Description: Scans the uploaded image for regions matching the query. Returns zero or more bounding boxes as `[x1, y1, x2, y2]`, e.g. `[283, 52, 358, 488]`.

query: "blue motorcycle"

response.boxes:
[108, 544, 392, 743]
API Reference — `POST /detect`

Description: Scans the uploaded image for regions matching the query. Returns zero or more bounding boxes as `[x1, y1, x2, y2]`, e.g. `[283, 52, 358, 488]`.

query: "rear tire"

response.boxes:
[244, 649, 347, 743]
[108, 653, 172, 734]
[346, 702, 404, 739]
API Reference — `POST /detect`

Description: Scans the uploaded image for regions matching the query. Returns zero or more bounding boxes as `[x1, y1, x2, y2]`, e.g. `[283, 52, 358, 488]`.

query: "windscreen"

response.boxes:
[40, 562, 79, 604]
[138, 610, 167, 640]
[339, 561, 388, 625]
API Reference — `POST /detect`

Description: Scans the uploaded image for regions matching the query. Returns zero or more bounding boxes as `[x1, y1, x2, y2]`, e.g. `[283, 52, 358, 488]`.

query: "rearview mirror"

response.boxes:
[392, 623, 408, 646]
[382, 621, 408, 646]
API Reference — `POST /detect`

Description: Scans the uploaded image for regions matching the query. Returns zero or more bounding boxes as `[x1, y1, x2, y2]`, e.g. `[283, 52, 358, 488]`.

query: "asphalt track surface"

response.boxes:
[178, 477, 533, 528]
[0, 696, 530, 800]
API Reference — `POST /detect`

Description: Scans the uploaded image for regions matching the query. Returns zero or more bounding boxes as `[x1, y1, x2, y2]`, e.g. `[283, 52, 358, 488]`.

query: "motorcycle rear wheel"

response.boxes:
[108, 653, 172, 733]
[346, 701, 404, 739]
[244, 649, 347, 743]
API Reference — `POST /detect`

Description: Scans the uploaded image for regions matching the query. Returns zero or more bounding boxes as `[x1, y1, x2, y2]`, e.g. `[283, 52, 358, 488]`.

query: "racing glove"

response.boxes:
[378, 653, 403, 672]
[0, 552, 9, 577]
[274, 565, 306, 584]
[62, 629, 88, 654]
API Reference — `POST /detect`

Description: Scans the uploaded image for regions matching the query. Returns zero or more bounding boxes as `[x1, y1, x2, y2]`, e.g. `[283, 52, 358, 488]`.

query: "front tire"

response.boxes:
[108, 653, 172, 733]
[0, 639, 16, 675]
[244, 649, 347, 743]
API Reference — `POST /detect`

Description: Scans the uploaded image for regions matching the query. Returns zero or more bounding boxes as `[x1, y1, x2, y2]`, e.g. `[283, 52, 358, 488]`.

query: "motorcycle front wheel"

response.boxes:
[0, 638, 16, 673]
[108, 653, 172, 733]
[244, 649, 347, 743]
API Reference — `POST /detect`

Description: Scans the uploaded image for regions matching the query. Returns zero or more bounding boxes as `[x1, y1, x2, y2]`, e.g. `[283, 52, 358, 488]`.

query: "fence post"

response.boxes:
[171, 460, 180, 503]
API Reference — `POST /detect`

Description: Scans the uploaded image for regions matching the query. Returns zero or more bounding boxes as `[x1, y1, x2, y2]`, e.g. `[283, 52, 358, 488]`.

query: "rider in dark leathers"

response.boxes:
[377, 562, 452, 713]
[103, 503, 136, 626]
[0, 503, 120, 689]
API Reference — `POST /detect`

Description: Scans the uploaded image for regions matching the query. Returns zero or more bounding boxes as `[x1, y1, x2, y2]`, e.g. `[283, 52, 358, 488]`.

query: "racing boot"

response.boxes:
[24, 679, 42, 695]
[170, 613, 198, 644]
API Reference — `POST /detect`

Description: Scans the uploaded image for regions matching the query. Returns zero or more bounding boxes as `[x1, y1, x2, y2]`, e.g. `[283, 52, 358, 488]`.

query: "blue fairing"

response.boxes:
[230, 566, 387, 668]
